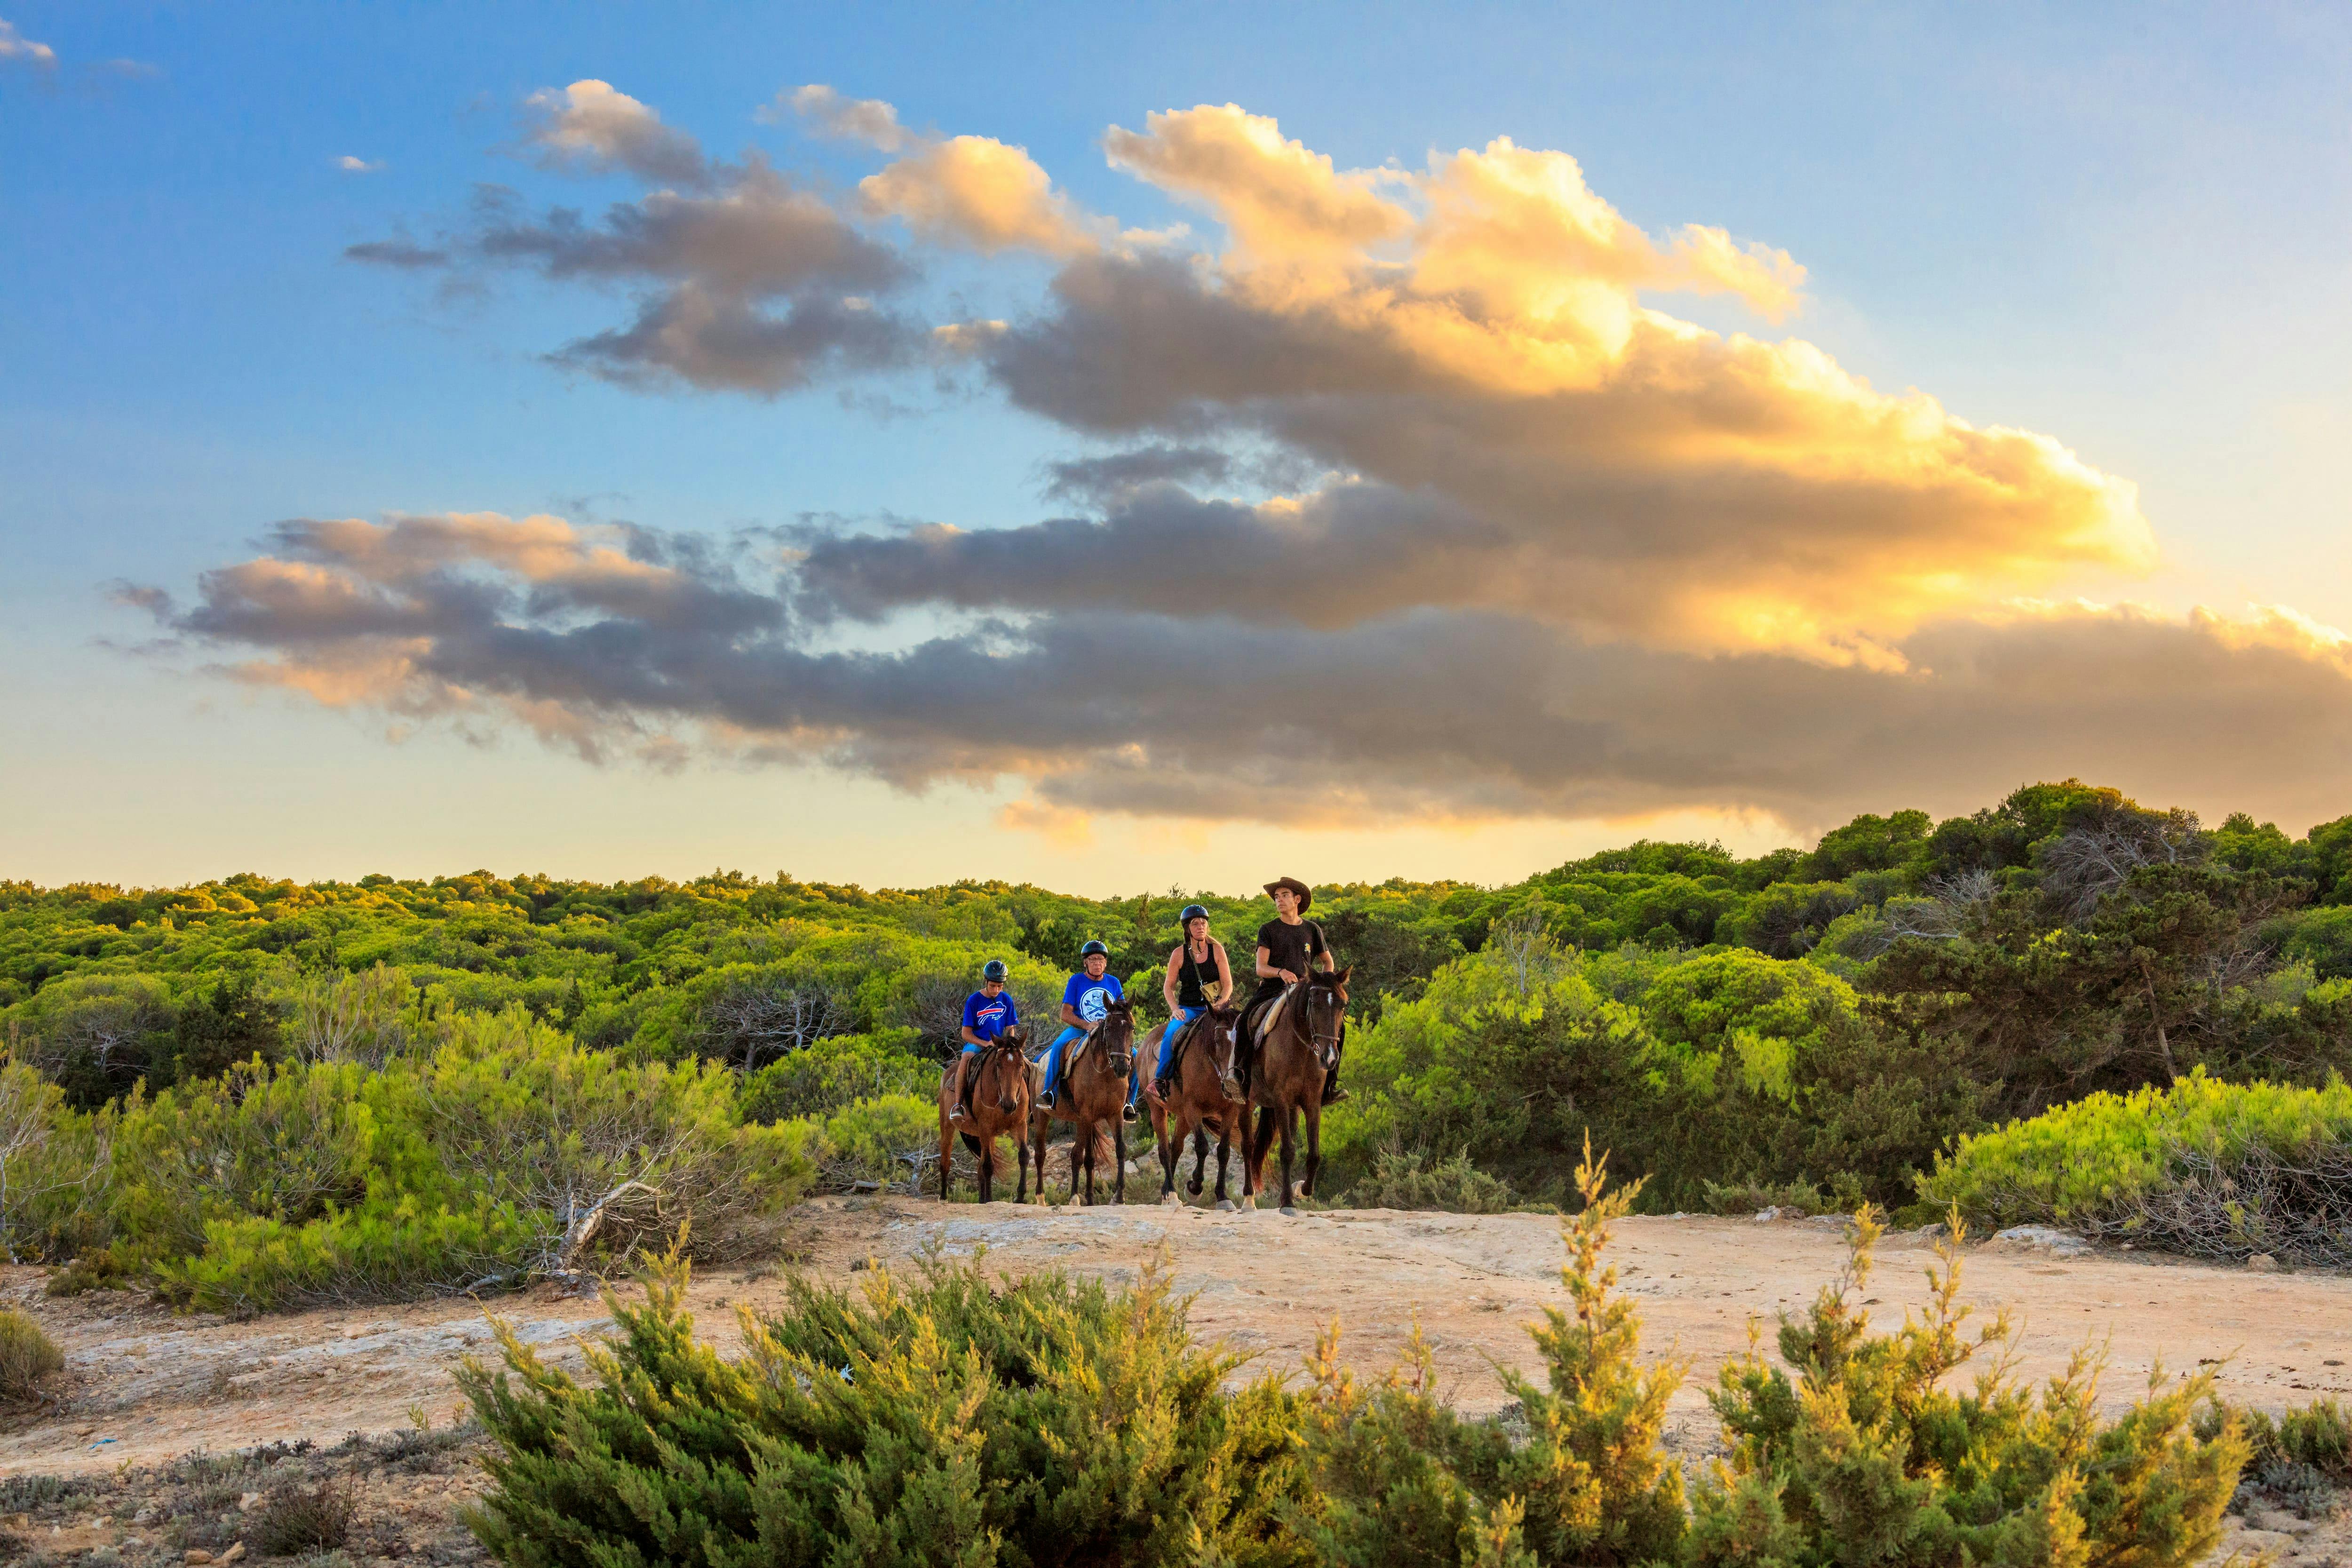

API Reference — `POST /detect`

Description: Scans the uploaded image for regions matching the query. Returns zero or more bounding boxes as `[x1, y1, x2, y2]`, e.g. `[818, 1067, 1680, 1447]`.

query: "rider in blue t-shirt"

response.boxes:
[946, 960, 1020, 1125]
[1036, 940, 1128, 1122]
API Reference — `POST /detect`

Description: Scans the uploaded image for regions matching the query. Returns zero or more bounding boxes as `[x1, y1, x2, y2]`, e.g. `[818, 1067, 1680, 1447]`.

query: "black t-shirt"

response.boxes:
[1254, 918, 1327, 996]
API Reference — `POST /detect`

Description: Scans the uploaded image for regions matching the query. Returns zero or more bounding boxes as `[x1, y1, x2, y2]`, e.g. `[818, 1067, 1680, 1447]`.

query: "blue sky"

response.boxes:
[5, 2, 2350, 893]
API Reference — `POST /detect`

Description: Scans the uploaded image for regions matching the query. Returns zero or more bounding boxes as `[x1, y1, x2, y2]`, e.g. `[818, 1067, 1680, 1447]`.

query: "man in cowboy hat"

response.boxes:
[1239, 876, 1346, 1103]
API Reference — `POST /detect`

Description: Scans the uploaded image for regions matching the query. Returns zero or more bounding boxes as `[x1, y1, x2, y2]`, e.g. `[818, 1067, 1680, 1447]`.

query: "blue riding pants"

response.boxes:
[1158, 1007, 1203, 1079]
[1041, 1024, 1086, 1096]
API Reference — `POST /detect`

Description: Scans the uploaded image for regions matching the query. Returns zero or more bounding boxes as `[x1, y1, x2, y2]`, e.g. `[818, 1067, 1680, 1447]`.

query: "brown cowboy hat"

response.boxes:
[1263, 876, 1312, 912]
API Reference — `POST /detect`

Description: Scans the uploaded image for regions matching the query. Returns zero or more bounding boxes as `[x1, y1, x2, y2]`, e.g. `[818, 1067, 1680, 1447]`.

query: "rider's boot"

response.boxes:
[1320, 1059, 1348, 1105]
[946, 1056, 969, 1123]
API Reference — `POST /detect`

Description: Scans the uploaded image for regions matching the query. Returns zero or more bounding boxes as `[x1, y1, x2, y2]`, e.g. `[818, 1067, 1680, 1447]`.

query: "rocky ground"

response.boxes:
[1, 1189, 2347, 1564]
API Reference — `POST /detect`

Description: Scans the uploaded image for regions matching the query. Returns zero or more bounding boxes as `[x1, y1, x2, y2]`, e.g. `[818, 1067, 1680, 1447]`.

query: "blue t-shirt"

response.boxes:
[961, 989, 1019, 1041]
[1062, 969, 1124, 1025]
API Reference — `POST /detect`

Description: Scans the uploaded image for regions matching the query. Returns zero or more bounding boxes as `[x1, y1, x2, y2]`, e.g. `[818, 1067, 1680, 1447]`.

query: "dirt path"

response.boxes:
[6, 1197, 2347, 1485]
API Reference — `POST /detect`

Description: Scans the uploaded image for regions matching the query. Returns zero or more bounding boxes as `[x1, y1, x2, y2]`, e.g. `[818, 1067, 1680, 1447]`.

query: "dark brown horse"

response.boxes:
[1144, 1003, 1247, 1207]
[935, 1025, 1033, 1203]
[1027, 1000, 1139, 1206]
[1243, 968, 1351, 1211]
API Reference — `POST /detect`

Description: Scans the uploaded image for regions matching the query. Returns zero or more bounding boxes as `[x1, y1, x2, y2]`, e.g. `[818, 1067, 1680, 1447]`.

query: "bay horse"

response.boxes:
[1145, 1002, 1248, 1207]
[1242, 967, 1351, 1210]
[1026, 999, 1139, 1206]
[935, 1024, 1033, 1204]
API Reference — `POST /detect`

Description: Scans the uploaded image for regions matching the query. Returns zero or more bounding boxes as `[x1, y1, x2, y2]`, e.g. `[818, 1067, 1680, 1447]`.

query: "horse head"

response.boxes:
[1097, 997, 1137, 1073]
[1302, 965, 1351, 1069]
[988, 1023, 1031, 1110]
[1200, 1001, 1242, 1079]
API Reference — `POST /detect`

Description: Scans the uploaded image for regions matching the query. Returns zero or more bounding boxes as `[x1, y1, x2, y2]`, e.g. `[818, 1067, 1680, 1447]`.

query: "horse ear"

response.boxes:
[1329, 964, 1353, 987]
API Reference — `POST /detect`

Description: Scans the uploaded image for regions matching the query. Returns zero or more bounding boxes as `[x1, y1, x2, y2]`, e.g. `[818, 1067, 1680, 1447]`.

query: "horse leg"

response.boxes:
[978, 1136, 997, 1204]
[1209, 1125, 1229, 1202]
[937, 1114, 955, 1202]
[1245, 1106, 1277, 1200]
[1277, 1108, 1299, 1210]
[1113, 1116, 1128, 1205]
[1015, 1126, 1031, 1204]
[1189, 1124, 1209, 1197]
[1300, 1100, 1323, 1200]
[1030, 1113, 1050, 1205]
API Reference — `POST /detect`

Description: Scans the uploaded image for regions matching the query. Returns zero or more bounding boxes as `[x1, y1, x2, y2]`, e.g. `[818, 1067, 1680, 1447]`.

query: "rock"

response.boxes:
[87, 1548, 123, 1567]
[219, 1544, 247, 1565]
[132, 1509, 155, 1526]
[238, 1492, 261, 1512]
[185, 1552, 215, 1565]
[1753, 1207, 1781, 1222]
[2247, 1253, 2280, 1272]
[1988, 1225, 2091, 1257]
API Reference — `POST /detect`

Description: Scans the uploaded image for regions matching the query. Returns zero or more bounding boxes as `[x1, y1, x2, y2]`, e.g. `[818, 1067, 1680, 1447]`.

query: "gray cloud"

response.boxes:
[126, 511, 2352, 833]
[1042, 444, 1233, 505]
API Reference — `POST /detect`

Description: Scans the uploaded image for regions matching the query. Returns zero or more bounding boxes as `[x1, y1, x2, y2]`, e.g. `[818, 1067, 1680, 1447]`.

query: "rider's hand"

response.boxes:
[1280, 970, 1298, 984]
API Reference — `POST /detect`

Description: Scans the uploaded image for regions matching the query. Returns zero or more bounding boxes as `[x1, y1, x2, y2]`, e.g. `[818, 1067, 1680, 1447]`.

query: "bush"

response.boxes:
[1297, 1140, 1687, 1566]
[1691, 1209, 2242, 1568]
[0, 1306, 64, 1404]
[1325, 943, 1981, 1212]
[460, 1252, 1310, 1568]
[0, 1057, 112, 1263]
[788, 1092, 938, 1190]
[252, 1478, 355, 1555]
[740, 1031, 934, 1123]
[101, 1008, 814, 1312]
[1346, 1148, 1525, 1214]
[2202, 1397, 2352, 1518]
[1918, 1070, 2352, 1264]
[1697, 1173, 1865, 1217]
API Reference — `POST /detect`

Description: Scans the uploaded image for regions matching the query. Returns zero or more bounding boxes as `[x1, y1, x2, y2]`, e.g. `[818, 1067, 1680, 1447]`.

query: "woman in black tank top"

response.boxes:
[1153, 907, 1232, 1098]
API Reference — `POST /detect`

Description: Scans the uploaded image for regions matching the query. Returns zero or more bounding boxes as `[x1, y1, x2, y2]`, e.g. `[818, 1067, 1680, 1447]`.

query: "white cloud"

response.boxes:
[0, 16, 57, 67]
[336, 155, 385, 174]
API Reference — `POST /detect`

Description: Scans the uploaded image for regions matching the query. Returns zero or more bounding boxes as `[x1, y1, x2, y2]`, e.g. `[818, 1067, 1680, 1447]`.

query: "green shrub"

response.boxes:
[460, 1252, 1311, 1568]
[1691, 1211, 2244, 1568]
[1918, 1070, 2352, 1264]
[789, 1092, 938, 1189]
[0, 1306, 64, 1404]
[2203, 1397, 2352, 1518]
[102, 1008, 814, 1312]
[1326, 943, 1980, 1212]
[1346, 1148, 1525, 1214]
[1697, 1173, 1865, 1217]
[0, 1057, 113, 1263]
[1297, 1139, 1687, 1567]
[740, 1030, 934, 1123]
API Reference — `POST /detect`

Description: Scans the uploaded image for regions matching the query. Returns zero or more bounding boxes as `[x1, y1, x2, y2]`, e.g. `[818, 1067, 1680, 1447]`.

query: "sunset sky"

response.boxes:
[7, 2, 2352, 895]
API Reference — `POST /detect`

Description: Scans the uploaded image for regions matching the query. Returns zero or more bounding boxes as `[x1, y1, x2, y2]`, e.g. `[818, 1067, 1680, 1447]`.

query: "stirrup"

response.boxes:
[1321, 1085, 1350, 1105]
[1120, 1103, 1139, 1124]
[949, 1103, 969, 1122]
[1036, 1089, 1057, 1110]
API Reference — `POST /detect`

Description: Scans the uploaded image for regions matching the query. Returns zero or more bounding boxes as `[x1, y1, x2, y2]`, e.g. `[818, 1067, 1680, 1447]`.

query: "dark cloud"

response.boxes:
[350, 98, 923, 393]
[126, 511, 2352, 832]
[345, 239, 450, 269]
[1042, 445, 1233, 505]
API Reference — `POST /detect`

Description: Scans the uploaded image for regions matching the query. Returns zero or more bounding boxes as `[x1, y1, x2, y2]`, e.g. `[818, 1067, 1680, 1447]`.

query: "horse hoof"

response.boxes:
[1216, 1199, 1236, 1212]
[1159, 1193, 1182, 1207]
[1280, 1206, 1299, 1217]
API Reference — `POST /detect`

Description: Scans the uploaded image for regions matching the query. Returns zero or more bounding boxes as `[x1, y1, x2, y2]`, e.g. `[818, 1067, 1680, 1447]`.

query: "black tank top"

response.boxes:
[1174, 939, 1220, 1008]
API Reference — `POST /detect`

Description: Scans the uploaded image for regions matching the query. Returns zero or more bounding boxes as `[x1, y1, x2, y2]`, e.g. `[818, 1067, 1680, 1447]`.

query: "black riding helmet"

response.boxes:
[1079, 939, 1110, 959]
[981, 959, 1009, 982]
[1178, 903, 1208, 925]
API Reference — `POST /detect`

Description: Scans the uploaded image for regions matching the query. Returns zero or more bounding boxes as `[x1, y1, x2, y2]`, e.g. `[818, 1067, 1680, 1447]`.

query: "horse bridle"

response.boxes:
[1297, 979, 1344, 1068]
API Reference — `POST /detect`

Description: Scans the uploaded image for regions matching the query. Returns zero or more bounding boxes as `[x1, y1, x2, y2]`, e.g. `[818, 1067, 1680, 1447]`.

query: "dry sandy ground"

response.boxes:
[2, 1195, 2346, 1560]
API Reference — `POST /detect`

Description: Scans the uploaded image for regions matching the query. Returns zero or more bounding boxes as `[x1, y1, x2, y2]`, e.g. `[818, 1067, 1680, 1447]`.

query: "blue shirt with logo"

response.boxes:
[1063, 970, 1124, 1024]
[962, 990, 1020, 1041]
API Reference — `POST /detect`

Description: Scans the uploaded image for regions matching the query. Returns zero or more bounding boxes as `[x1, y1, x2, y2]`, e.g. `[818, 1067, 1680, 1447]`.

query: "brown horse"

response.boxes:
[1027, 999, 1139, 1206]
[1242, 968, 1351, 1211]
[1145, 1003, 1248, 1207]
[935, 1025, 1033, 1203]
